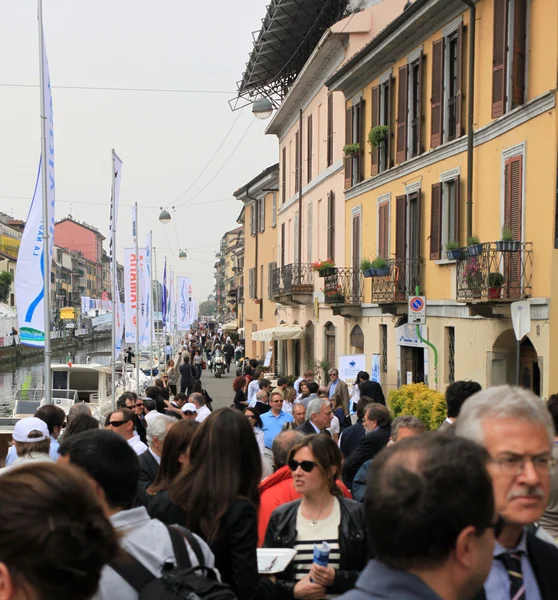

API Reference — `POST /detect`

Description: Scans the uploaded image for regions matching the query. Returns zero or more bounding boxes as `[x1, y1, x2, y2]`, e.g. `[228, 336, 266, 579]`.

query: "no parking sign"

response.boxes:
[408, 296, 426, 325]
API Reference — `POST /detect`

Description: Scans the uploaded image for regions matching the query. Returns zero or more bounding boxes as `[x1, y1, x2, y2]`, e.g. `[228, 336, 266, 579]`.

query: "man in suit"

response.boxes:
[341, 434, 497, 599]
[358, 372, 386, 406]
[179, 356, 195, 395]
[138, 414, 176, 485]
[342, 404, 392, 490]
[339, 396, 375, 459]
[438, 380, 481, 433]
[457, 386, 558, 600]
[296, 397, 333, 436]
[327, 368, 350, 414]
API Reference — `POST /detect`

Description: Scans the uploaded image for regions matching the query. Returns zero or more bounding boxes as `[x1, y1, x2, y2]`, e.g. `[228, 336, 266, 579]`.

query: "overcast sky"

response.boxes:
[0, 0, 277, 301]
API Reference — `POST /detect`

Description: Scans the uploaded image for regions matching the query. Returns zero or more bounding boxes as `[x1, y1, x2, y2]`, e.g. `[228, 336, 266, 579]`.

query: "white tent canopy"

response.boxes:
[252, 323, 303, 342]
[221, 321, 238, 332]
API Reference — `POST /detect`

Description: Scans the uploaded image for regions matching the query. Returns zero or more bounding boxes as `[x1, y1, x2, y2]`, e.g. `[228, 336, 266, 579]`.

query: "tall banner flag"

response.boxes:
[168, 267, 174, 335]
[176, 276, 190, 330]
[15, 19, 55, 346]
[162, 259, 167, 328]
[124, 247, 144, 343]
[109, 153, 123, 354]
[139, 232, 151, 348]
[187, 280, 194, 326]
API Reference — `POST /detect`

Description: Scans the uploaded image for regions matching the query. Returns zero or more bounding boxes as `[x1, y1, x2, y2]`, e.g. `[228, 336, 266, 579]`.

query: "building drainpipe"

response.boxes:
[246, 185, 259, 299]
[298, 108, 303, 282]
[462, 0, 476, 240]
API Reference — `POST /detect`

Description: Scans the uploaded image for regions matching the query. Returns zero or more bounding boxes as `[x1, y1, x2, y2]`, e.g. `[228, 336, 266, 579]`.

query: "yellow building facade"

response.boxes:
[235, 165, 280, 361]
[327, 0, 558, 395]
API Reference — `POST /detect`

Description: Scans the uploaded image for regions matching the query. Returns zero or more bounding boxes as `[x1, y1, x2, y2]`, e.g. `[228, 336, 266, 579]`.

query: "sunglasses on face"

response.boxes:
[108, 420, 126, 428]
[246, 415, 257, 420]
[135, 403, 144, 408]
[288, 459, 318, 473]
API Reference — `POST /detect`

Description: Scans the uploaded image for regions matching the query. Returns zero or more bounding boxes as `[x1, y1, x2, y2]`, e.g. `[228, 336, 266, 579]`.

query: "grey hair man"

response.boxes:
[391, 415, 426, 443]
[456, 385, 558, 600]
[295, 398, 333, 435]
[68, 402, 92, 423]
[190, 392, 210, 423]
[138, 415, 176, 485]
[271, 430, 304, 470]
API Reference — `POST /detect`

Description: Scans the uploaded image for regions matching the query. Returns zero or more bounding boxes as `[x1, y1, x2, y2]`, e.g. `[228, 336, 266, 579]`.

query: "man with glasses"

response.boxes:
[457, 385, 558, 600]
[260, 392, 294, 451]
[341, 434, 498, 599]
[327, 368, 350, 415]
[106, 408, 147, 456]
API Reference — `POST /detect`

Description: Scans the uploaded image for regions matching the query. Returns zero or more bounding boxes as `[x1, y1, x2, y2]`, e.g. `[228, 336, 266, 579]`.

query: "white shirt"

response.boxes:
[144, 411, 160, 426]
[195, 404, 211, 423]
[247, 380, 260, 405]
[327, 415, 340, 436]
[148, 448, 161, 465]
[128, 434, 148, 456]
[293, 377, 303, 394]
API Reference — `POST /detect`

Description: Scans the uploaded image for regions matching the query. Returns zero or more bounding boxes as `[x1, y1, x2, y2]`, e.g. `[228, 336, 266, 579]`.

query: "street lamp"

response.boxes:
[179, 249, 187, 260]
[252, 97, 273, 120]
[159, 207, 171, 224]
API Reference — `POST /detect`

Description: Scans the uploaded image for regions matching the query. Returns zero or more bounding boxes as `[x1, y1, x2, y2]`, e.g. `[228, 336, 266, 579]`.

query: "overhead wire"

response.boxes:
[0, 83, 234, 94]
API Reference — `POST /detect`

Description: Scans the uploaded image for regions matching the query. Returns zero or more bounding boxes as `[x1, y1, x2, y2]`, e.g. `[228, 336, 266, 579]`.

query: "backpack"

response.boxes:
[109, 525, 237, 600]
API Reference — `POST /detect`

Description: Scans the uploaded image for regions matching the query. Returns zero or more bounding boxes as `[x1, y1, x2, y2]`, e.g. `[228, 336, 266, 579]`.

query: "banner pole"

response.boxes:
[135, 203, 140, 395]
[151, 245, 156, 385]
[110, 150, 117, 409]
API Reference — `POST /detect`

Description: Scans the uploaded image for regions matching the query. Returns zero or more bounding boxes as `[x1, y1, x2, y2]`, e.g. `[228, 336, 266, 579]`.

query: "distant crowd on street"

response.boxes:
[2, 321, 558, 599]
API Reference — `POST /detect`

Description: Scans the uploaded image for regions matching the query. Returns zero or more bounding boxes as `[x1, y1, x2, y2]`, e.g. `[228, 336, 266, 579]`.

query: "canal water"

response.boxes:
[0, 339, 112, 417]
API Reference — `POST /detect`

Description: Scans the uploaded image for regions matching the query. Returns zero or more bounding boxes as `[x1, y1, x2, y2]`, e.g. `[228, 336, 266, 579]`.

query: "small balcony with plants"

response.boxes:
[323, 267, 363, 317]
[271, 263, 314, 306]
[455, 231, 532, 303]
[361, 256, 424, 307]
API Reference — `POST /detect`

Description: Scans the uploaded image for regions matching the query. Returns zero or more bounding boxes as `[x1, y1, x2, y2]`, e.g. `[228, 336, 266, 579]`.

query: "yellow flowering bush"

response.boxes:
[388, 383, 447, 430]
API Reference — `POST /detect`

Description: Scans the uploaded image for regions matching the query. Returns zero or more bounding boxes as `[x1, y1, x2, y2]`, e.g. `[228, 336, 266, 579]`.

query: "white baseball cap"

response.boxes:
[182, 402, 197, 413]
[13, 417, 50, 443]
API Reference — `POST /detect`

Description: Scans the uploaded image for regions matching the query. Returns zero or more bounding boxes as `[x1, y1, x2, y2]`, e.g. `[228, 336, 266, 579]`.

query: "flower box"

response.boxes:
[446, 248, 463, 261]
[495, 240, 521, 252]
[466, 244, 483, 257]
[372, 266, 390, 277]
[362, 268, 375, 278]
[318, 267, 336, 278]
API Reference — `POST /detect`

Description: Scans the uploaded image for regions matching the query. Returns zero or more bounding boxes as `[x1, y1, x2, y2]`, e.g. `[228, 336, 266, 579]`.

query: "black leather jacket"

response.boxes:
[263, 496, 368, 598]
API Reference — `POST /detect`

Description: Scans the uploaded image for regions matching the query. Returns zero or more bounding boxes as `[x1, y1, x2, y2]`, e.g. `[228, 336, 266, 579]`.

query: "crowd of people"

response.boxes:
[2, 324, 558, 599]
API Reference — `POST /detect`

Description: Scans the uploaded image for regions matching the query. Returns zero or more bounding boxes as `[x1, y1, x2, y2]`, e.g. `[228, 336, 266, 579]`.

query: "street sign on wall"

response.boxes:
[408, 296, 426, 325]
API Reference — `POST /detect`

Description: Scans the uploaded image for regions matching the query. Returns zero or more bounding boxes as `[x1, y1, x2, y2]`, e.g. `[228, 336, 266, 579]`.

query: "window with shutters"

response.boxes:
[327, 191, 335, 262]
[272, 192, 277, 228]
[372, 78, 392, 176]
[396, 66, 408, 164]
[294, 211, 299, 264]
[268, 262, 276, 299]
[446, 31, 462, 141]
[250, 204, 256, 236]
[430, 176, 460, 260]
[378, 200, 390, 260]
[352, 101, 364, 186]
[307, 115, 313, 183]
[503, 152, 523, 294]
[259, 198, 265, 233]
[327, 94, 334, 167]
[248, 268, 255, 298]
[492, 0, 527, 119]
[408, 56, 422, 158]
[281, 147, 287, 204]
[307, 203, 313, 263]
[295, 130, 300, 193]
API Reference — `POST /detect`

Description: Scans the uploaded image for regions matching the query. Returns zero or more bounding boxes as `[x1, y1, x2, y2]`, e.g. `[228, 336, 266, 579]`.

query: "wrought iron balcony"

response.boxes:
[369, 258, 424, 303]
[323, 267, 363, 306]
[456, 242, 532, 301]
[271, 263, 314, 304]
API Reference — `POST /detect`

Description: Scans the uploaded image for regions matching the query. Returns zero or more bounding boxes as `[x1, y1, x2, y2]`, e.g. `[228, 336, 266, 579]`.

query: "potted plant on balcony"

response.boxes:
[466, 236, 483, 256]
[342, 143, 360, 157]
[371, 256, 389, 277]
[495, 228, 521, 252]
[463, 257, 482, 298]
[368, 125, 389, 149]
[312, 259, 336, 278]
[446, 241, 462, 261]
[360, 258, 374, 278]
[488, 272, 504, 299]
[323, 284, 345, 304]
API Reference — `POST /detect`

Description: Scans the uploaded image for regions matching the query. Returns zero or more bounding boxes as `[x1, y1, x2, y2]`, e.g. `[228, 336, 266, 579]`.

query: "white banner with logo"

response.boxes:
[176, 276, 191, 330]
[111, 153, 123, 353]
[123, 247, 145, 343]
[15, 28, 55, 347]
[338, 354, 366, 397]
[139, 232, 151, 348]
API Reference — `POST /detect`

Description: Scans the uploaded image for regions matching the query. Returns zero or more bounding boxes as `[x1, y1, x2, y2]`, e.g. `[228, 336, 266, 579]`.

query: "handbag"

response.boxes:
[201, 360, 206, 370]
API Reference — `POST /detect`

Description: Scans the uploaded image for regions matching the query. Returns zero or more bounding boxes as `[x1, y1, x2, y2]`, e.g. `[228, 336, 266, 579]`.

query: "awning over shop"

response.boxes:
[252, 324, 303, 342]
[222, 321, 238, 332]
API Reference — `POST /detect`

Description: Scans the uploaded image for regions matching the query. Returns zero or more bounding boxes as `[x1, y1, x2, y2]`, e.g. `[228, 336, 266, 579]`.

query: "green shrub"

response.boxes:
[388, 383, 447, 430]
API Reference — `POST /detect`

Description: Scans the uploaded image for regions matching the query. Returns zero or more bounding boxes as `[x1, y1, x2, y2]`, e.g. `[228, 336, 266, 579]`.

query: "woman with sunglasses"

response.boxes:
[264, 434, 367, 599]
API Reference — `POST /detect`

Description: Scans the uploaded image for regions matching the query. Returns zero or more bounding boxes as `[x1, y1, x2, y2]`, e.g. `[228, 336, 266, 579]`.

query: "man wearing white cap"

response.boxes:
[182, 402, 198, 421]
[0, 417, 52, 475]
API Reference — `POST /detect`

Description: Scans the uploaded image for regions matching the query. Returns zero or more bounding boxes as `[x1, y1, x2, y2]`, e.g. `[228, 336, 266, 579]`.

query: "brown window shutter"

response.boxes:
[456, 24, 463, 137]
[327, 191, 335, 261]
[281, 147, 286, 204]
[386, 78, 393, 168]
[511, 0, 527, 109]
[327, 93, 334, 167]
[379, 203, 389, 259]
[395, 195, 407, 261]
[344, 107, 353, 189]
[307, 115, 313, 183]
[454, 175, 461, 245]
[371, 86, 380, 176]
[504, 155, 523, 289]
[430, 183, 442, 260]
[417, 53, 423, 154]
[492, 0, 508, 118]
[358, 99, 365, 182]
[396, 66, 408, 164]
[431, 39, 444, 148]
[295, 130, 300, 193]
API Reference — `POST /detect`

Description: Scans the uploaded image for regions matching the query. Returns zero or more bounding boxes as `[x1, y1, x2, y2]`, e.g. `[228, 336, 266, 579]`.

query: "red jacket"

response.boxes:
[258, 465, 352, 547]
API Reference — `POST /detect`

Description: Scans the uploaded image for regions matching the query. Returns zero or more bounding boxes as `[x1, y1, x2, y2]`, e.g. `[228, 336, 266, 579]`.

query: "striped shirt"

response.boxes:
[293, 498, 341, 597]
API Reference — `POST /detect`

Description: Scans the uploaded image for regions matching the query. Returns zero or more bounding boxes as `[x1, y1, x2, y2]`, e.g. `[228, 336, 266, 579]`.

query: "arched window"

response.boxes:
[350, 324, 364, 353]
[305, 321, 315, 370]
[324, 322, 336, 371]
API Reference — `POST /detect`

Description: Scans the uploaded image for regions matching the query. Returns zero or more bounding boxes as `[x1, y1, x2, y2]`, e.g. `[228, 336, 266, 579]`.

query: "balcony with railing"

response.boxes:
[324, 267, 363, 317]
[456, 242, 532, 302]
[369, 258, 424, 305]
[271, 263, 314, 305]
